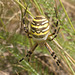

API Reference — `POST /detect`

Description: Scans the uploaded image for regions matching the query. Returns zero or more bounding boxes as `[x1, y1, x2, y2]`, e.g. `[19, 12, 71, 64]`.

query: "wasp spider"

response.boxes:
[19, 5, 60, 66]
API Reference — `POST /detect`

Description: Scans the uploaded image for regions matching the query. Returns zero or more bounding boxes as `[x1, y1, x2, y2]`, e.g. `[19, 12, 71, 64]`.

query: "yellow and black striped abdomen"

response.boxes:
[31, 15, 50, 41]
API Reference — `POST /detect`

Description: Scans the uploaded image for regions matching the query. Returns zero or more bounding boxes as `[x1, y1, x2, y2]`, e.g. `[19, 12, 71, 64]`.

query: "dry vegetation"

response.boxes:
[0, 0, 75, 75]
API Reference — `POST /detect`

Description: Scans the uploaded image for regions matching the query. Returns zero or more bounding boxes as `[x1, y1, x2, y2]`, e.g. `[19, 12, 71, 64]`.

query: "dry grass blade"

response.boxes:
[6, 11, 20, 24]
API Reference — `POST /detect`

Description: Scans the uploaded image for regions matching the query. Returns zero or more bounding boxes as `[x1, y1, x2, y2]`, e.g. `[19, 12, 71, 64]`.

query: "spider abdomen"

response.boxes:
[31, 15, 50, 42]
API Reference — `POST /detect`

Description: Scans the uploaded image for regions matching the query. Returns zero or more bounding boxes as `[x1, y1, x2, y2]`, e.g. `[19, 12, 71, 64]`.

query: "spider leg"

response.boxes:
[48, 1, 60, 41]
[26, 43, 38, 62]
[48, 20, 59, 37]
[48, 26, 60, 41]
[19, 43, 38, 62]
[22, 6, 28, 32]
[19, 58, 24, 62]
[22, 6, 32, 38]
[44, 42, 60, 66]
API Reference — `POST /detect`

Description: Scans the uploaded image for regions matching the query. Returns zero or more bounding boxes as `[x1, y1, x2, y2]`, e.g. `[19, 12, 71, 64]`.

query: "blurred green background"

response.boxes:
[0, 0, 75, 75]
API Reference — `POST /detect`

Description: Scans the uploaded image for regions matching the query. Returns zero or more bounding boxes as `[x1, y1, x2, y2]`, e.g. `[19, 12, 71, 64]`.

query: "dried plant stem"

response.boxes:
[15, 0, 34, 18]
[59, 0, 75, 32]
